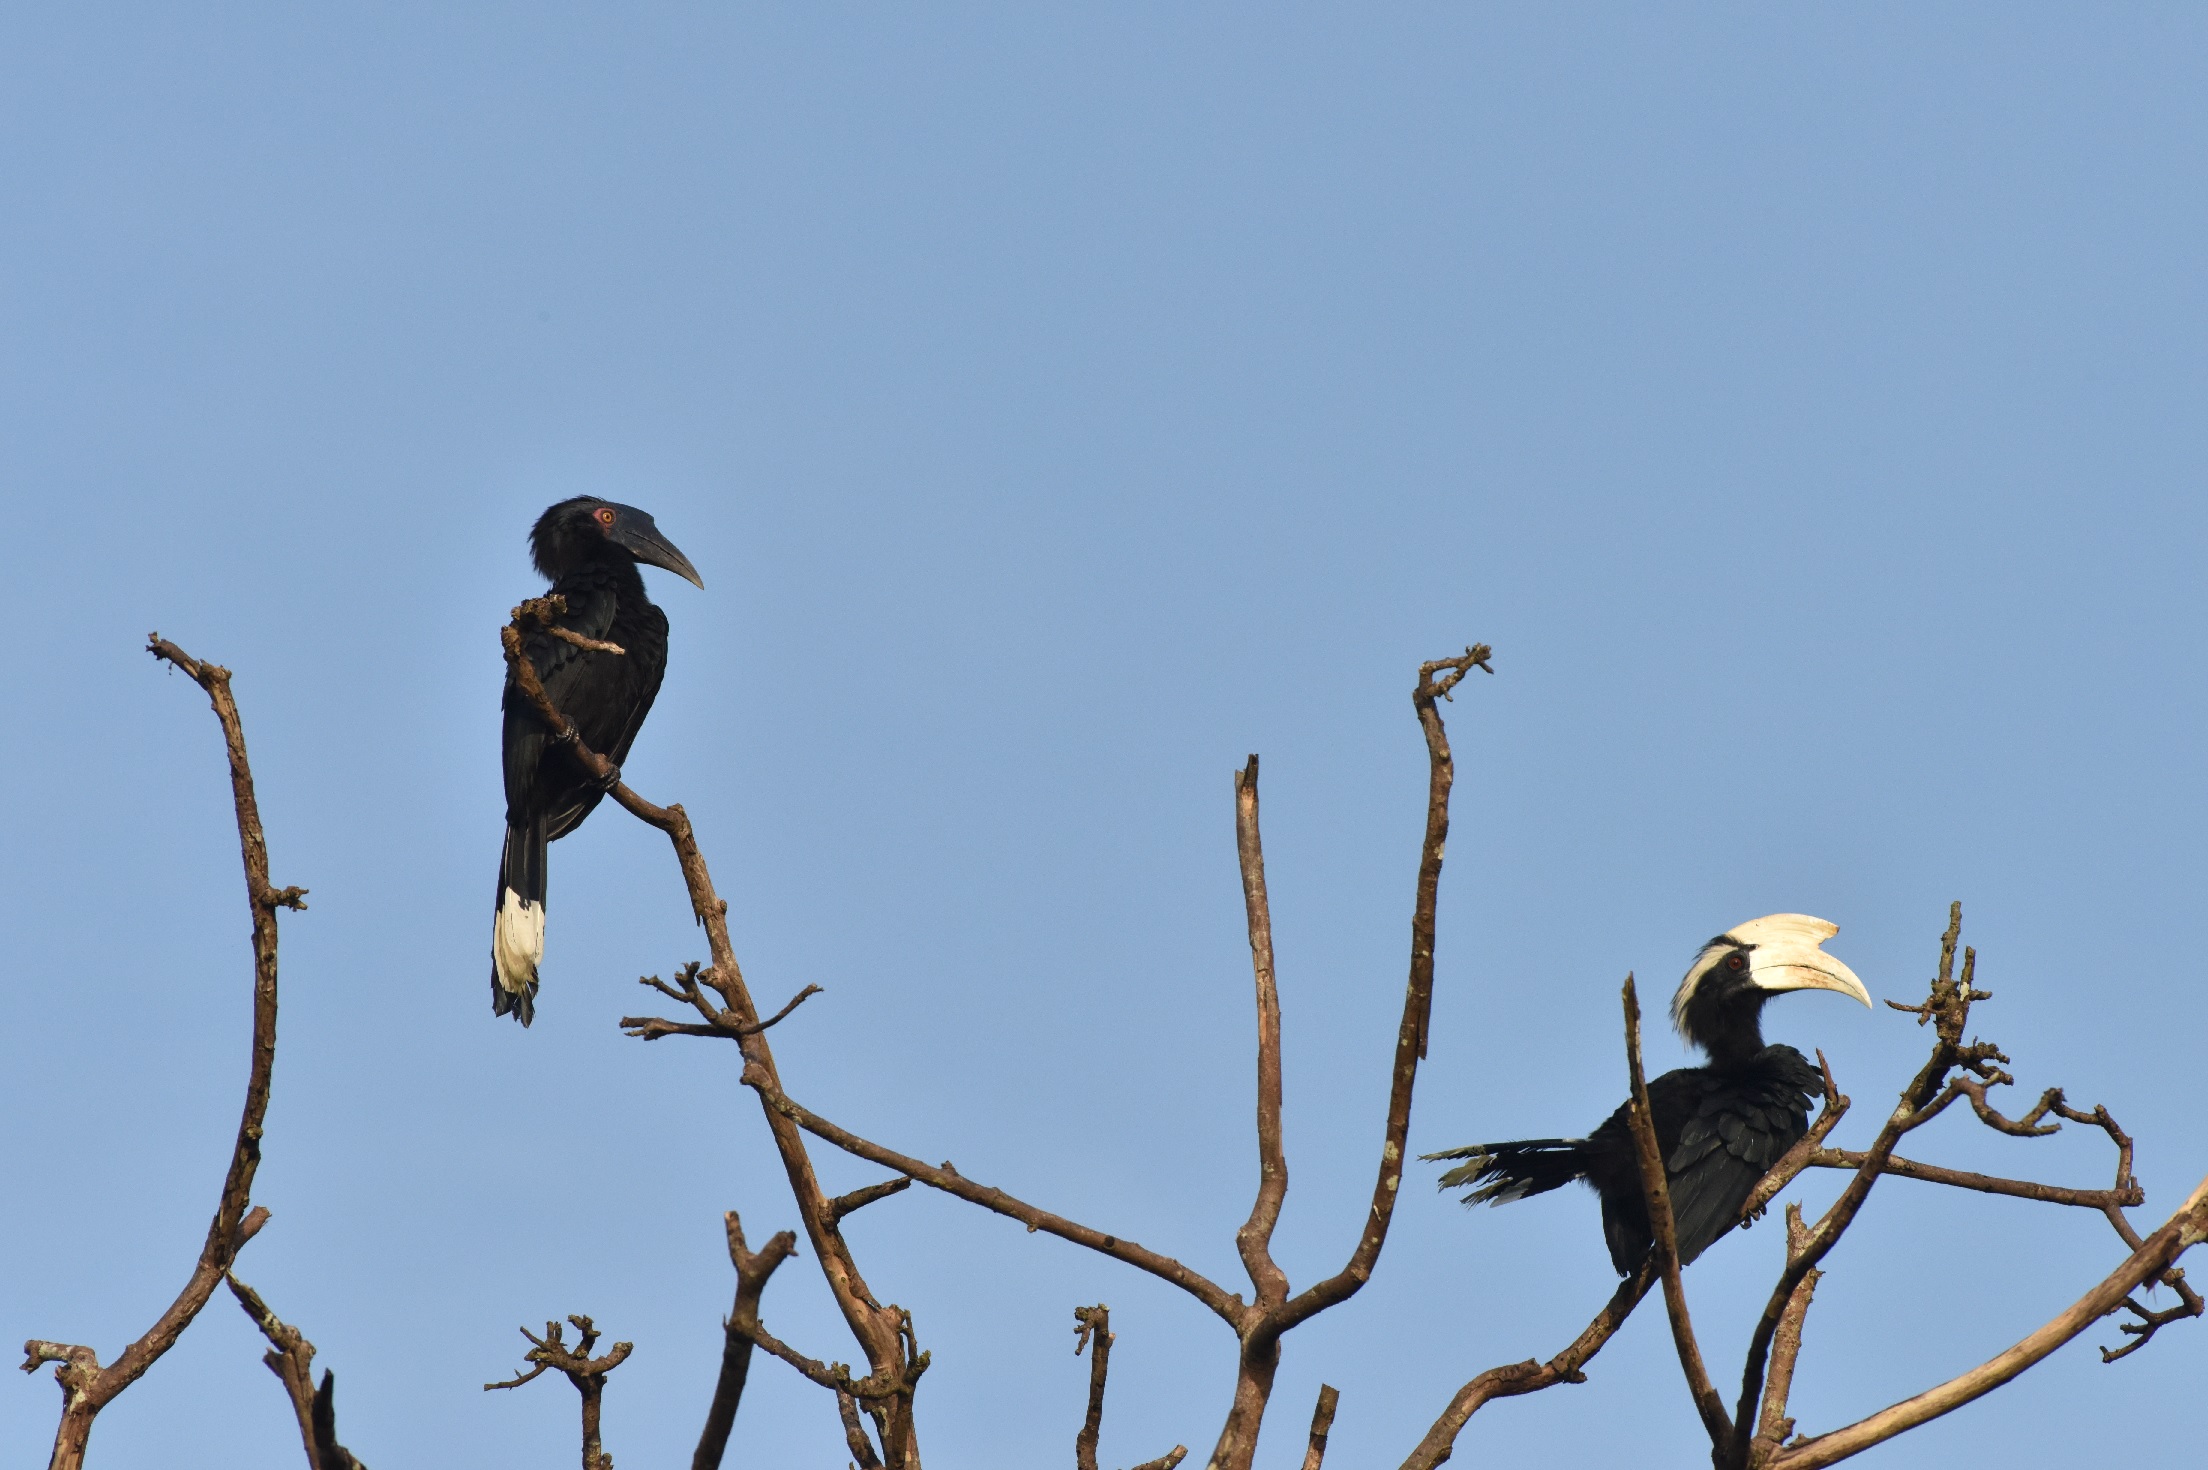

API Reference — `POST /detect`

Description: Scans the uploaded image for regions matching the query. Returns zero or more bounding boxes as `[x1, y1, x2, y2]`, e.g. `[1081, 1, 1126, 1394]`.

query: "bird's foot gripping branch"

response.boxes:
[1402, 904, 2207, 1470]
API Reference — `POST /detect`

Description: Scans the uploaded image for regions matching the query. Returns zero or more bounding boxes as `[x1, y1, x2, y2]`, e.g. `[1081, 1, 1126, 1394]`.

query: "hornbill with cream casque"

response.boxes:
[491, 498, 704, 1025]
[1426, 914, 1870, 1275]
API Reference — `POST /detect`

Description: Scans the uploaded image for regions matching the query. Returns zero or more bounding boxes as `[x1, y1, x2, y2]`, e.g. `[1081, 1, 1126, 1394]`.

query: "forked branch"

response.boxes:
[485, 1316, 633, 1470]
[736, 646, 1492, 1470]
[693, 1213, 797, 1470]
[20, 638, 300, 1470]
[225, 1273, 368, 1470]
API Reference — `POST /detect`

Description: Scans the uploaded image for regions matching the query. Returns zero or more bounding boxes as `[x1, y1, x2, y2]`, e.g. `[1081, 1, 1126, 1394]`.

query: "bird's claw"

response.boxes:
[593, 759, 623, 793]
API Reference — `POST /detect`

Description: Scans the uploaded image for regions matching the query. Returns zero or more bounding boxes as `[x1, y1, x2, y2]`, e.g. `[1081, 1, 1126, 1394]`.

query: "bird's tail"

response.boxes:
[491, 820, 547, 1026]
[1423, 1138, 1588, 1206]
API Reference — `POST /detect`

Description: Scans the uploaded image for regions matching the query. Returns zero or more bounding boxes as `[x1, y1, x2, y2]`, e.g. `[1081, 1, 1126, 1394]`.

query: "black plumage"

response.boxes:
[491, 497, 703, 1025]
[1426, 914, 1868, 1275]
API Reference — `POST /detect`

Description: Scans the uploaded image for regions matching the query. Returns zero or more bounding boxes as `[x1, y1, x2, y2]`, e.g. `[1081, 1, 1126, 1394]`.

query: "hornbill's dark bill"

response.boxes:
[491, 497, 704, 1026]
[1425, 914, 1871, 1275]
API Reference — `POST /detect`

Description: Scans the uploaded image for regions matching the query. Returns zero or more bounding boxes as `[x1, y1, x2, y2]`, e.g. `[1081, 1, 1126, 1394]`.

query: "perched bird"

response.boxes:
[1426, 914, 1870, 1274]
[492, 498, 703, 1025]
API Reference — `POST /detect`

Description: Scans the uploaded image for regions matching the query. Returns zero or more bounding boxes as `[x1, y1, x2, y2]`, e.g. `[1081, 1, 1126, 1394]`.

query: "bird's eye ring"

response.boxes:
[594, 507, 616, 527]
[1727, 952, 1746, 970]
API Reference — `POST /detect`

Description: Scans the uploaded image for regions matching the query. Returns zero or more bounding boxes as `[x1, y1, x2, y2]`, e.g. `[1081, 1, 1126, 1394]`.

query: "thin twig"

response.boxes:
[623, 983, 825, 1042]
[1804, 1151, 2141, 1210]
[830, 1177, 916, 1227]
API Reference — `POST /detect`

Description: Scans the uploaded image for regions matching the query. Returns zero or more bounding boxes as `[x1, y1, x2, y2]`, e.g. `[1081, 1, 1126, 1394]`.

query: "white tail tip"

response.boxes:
[493, 887, 545, 994]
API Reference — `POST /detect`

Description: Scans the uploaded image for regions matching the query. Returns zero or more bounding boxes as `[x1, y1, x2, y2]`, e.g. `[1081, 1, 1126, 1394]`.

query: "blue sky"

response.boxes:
[4, 5, 2204, 1466]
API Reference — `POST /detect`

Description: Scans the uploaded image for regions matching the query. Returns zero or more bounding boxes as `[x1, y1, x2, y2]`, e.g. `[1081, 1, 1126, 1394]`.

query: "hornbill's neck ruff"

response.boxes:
[492, 498, 703, 1026]
[1427, 911, 1872, 1274]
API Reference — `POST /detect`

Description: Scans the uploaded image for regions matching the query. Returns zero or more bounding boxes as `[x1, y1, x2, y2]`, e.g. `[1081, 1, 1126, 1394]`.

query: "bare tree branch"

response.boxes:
[839, 1390, 886, 1469]
[739, 648, 1492, 1470]
[485, 1315, 633, 1470]
[1766, 1172, 2208, 1469]
[1749, 1207, 1820, 1458]
[1621, 975, 1731, 1451]
[740, 1067, 1241, 1321]
[505, 611, 929, 1463]
[623, 980, 823, 1042]
[1231, 756, 1291, 1312]
[19, 638, 300, 1470]
[1299, 1384, 1340, 1470]
[1728, 907, 1978, 1461]
[1398, 1262, 1658, 1470]
[1804, 1150, 2139, 1210]
[225, 1273, 369, 1470]
[830, 1176, 916, 1226]
[1074, 1305, 1111, 1470]
[692, 1213, 797, 1470]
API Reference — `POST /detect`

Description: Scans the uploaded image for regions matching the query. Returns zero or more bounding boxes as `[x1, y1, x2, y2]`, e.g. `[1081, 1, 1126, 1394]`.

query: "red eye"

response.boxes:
[1727, 953, 1746, 970]
[594, 507, 616, 527]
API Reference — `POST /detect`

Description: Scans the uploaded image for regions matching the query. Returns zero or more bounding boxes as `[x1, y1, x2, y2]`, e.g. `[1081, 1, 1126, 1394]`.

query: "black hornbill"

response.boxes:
[1427, 914, 1870, 1274]
[491, 497, 704, 1025]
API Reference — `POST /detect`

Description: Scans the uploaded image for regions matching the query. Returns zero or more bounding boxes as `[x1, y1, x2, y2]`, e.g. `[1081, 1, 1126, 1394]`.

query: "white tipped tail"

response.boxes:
[492, 886, 544, 1024]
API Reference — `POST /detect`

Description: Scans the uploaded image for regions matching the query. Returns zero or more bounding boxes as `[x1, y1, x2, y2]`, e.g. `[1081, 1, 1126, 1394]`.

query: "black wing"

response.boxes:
[1664, 1049, 1817, 1264]
[501, 582, 618, 829]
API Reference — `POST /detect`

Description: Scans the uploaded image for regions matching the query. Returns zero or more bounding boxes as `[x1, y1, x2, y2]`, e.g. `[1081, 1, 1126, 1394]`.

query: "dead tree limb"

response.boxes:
[1398, 1063, 1854, 1470]
[485, 1315, 633, 1470]
[225, 1273, 368, 1470]
[1752, 1207, 1819, 1453]
[1766, 1171, 2208, 1469]
[1730, 908, 2206, 1465]
[504, 607, 929, 1463]
[1397, 1261, 1657, 1470]
[692, 1213, 797, 1470]
[1621, 975, 1731, 1453]
[1074, 1305, 1111, 1470]
[1726, 908, 1983, 1465]
[1299, 1384, 1340, 1470]
[737, 648, 1492, 1470]
[19, 637, 301, 1470]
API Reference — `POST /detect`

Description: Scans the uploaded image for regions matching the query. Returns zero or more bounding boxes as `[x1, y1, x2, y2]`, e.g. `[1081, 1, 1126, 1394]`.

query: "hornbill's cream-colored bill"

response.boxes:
[1671, 912, 1872, 1034]
[1733, 912, 1872, 1007]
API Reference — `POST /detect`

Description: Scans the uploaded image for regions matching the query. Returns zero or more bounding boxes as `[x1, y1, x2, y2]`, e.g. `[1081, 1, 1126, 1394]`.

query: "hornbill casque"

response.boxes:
[491, 497, 704, 1026]
[1427, 914, 1871, 1274]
